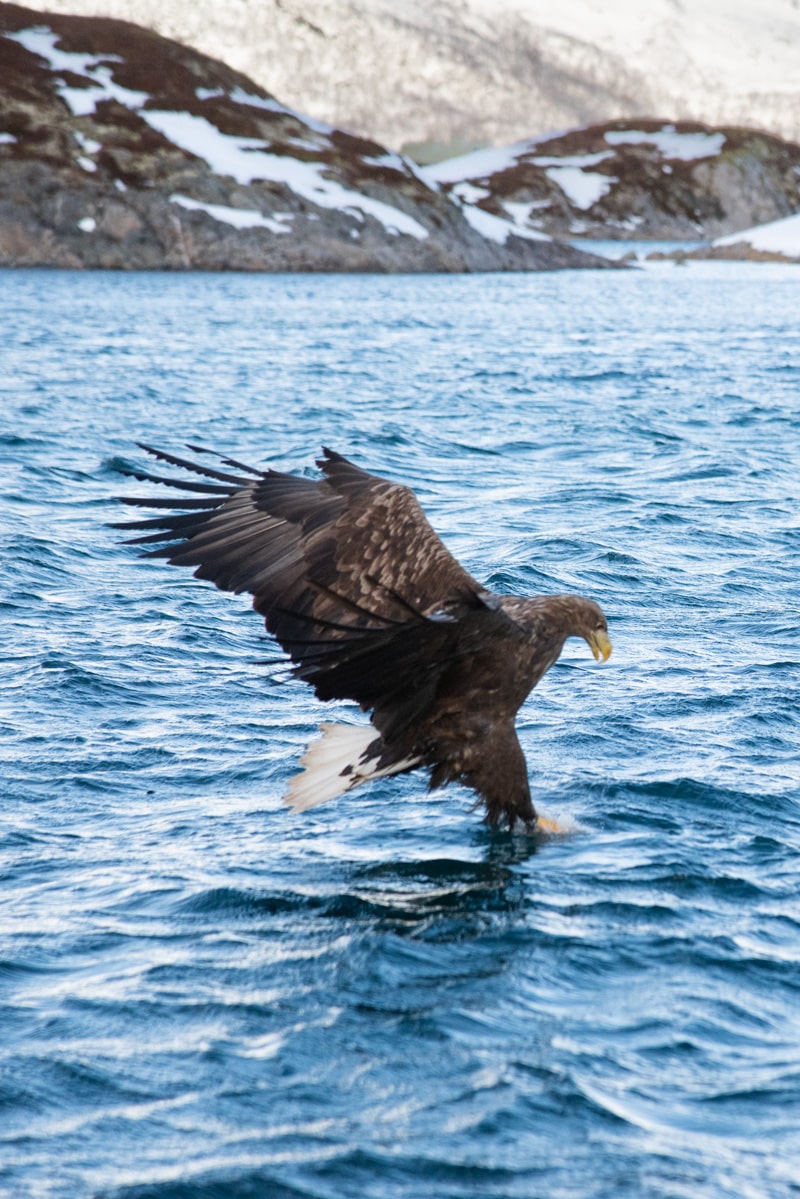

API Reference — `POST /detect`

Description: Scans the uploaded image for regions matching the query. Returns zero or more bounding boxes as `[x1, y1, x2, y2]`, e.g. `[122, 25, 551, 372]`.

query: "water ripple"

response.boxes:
[2, 266, 800, 1198]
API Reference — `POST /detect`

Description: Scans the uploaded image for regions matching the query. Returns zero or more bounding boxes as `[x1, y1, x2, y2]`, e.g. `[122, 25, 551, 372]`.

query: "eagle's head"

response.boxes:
[570, 596, 612, 662]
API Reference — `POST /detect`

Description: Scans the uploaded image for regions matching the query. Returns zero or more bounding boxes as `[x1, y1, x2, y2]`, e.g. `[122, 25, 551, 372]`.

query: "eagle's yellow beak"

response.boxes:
[588, 629, 612, 662]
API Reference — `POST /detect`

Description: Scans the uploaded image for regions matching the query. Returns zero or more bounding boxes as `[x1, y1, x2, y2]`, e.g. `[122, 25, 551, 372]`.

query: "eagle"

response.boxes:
[115, 444, 611, 830]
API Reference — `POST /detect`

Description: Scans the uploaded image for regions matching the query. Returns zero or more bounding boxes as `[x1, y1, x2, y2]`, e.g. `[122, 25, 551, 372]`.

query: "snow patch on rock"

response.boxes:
[170, 194, 294, 233]
[604, 126, 726, 160]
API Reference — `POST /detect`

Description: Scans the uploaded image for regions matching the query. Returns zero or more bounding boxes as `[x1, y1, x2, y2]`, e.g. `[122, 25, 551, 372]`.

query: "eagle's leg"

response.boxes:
[467, 724, 537, 830]
[483, 792, 538, 831]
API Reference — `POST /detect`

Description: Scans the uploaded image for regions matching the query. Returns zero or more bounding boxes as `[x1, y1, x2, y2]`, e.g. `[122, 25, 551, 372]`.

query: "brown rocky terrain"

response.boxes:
[425, 119, 800, 244]
[0, 2, 612, 271]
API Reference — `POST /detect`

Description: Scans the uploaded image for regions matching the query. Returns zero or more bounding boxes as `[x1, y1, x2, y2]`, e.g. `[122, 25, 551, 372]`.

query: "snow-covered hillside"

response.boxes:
[1, 4, 608, 271]
[662, 212, 800, 262]
[714, 213, 800, 259]
[423, 119, 800, 242]
[17, 0, 800, 152]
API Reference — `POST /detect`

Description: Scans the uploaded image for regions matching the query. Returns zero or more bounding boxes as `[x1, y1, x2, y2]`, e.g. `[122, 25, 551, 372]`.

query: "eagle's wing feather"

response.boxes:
[115, 446, 500, 733]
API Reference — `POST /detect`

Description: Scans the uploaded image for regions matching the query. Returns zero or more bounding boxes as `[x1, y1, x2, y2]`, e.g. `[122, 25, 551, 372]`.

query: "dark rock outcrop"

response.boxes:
[0, 3, 613, 271]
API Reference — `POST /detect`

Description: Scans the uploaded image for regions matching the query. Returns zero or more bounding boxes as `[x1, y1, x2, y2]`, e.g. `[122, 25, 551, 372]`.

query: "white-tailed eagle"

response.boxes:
[115, 445, 611, 829]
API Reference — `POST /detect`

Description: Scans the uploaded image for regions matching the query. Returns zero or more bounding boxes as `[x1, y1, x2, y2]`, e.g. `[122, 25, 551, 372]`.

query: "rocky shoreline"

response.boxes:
[0, 3, 613, 272]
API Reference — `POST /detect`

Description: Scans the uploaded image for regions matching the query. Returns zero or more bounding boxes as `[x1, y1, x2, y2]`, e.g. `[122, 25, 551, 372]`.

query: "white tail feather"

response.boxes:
[285, 722, 421, 812]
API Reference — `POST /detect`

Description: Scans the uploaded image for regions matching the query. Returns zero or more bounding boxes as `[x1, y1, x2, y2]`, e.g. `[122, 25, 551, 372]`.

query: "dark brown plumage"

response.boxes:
[115, 444, 611, 829]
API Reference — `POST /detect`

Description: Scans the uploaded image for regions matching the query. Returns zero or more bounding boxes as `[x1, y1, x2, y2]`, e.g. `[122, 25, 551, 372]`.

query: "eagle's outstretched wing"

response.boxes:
[114, 444, 518, 742]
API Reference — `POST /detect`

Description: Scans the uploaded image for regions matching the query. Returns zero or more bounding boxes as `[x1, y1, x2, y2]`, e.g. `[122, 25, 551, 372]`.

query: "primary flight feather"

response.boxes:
[115, 445, 611, 829]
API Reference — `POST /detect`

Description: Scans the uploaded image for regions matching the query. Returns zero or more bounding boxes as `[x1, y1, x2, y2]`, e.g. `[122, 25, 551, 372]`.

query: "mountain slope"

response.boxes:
[0, 3, 609, 271]
[16, 0, 800, 152]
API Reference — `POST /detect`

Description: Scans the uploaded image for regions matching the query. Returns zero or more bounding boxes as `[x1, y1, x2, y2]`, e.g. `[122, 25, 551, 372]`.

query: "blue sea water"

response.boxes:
[1, 261, 799, 1199]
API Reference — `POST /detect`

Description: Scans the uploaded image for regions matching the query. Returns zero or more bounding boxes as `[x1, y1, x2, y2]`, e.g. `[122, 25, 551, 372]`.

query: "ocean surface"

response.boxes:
[2, 262, 799, 1199]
